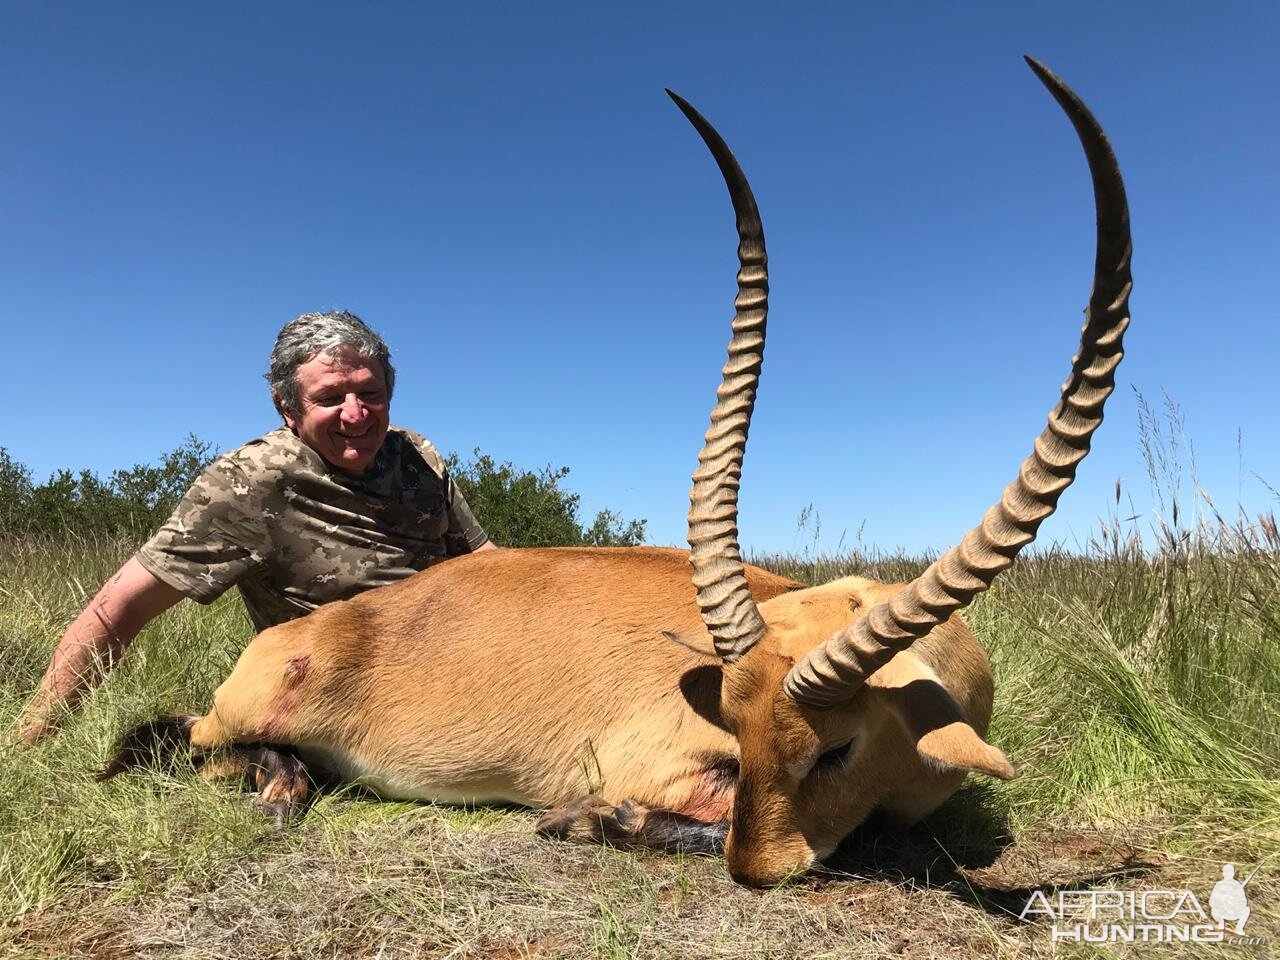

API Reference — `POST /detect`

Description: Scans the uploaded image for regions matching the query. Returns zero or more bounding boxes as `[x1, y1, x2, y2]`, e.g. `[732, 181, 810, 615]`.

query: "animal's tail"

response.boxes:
[96, 714, 203, 781]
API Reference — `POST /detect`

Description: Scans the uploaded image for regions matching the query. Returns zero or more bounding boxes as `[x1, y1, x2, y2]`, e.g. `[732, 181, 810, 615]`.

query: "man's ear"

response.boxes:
[273, 393, 297, 429]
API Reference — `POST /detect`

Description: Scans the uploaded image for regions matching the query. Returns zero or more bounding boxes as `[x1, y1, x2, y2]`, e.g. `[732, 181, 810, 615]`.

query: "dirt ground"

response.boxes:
[5, 801, 1271, 960]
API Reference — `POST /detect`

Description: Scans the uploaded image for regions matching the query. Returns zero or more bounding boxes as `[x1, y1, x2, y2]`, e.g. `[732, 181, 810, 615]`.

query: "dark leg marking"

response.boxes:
[535, 794, 727, 854]
[97, 716, 311, 826]
[97, 715, 198, 781]
[631, 809, 727, 854]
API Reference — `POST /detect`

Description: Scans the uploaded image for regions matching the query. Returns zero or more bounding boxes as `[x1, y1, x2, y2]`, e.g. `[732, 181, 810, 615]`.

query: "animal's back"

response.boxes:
[249, 547, 800, 806]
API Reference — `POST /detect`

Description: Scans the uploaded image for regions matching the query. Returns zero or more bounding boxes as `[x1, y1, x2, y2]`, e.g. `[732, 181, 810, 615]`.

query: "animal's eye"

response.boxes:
[812, 739, 854, 774]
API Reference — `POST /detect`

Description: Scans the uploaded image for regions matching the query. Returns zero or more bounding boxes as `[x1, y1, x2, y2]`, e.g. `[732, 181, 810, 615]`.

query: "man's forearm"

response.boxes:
[18, 601, 140, 742]
[14, 557, 183, 746]
[39, 602, 135, 705]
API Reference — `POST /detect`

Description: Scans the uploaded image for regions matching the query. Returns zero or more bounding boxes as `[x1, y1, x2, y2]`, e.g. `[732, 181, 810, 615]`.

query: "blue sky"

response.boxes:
[3, 3, 1277, 554]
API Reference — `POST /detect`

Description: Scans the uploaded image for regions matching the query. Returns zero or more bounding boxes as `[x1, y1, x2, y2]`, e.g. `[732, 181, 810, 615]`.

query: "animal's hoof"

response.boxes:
[536, 795, 642, 844]
[250, 746, 310, 825]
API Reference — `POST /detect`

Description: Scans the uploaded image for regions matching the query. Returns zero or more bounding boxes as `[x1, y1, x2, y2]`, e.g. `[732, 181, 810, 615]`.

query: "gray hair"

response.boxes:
[265, 310, 396, 415]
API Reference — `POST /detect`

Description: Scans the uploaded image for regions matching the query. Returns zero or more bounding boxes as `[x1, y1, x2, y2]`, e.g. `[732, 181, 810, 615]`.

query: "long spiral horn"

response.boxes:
[785, 57, 1133, 706]
[669, 89, 770, 662]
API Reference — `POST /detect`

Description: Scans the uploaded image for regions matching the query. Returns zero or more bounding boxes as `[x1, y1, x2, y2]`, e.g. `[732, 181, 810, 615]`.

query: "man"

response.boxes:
[16, 310, 494, 745]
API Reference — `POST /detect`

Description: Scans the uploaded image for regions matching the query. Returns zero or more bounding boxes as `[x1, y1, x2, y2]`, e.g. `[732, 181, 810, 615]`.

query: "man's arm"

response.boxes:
[473, 541, 498, 553]
[13, 556, 184, 746]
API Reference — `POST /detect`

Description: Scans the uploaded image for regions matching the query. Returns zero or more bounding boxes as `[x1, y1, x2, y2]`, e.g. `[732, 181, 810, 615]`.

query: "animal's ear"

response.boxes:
[912, 718, 1015, 780]
[677, 663, 730, 732]
[663, 629, 718, 660]
[870, 664, 1015, 781]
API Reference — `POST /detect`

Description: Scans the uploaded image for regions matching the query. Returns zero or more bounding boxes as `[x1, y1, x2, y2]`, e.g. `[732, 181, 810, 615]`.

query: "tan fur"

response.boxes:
[183, 546, 1008, 886]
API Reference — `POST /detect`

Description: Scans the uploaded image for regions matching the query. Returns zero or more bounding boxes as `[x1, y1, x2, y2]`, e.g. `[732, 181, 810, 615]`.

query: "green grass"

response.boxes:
[1, 516, 1277, 957]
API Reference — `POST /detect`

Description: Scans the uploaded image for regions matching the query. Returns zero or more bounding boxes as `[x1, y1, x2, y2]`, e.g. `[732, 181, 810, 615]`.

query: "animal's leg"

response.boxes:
[98, 704, 278, 777]
[242, 744, 311, 825]
[97, 715, 201, 780]
[100, 717, 311, 823]
[187, 635, 309, 750]
[535, 795, 728, 854]
[196, 744, 312, 816]
[98, 626, 316, 822]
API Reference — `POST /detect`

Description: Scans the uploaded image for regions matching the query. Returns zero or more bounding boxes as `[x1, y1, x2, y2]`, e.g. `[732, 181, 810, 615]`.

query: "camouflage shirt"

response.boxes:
[136, 426, 489, 632]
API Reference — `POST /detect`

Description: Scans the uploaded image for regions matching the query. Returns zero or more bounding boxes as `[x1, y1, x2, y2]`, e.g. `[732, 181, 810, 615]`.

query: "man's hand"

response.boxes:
[9, 692, 57, 750]
[12, 557, 183, 748]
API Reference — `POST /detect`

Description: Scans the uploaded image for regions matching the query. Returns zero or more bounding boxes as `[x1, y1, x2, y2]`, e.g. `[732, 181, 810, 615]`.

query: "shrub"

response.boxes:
[0, 435, 217, 538]
[0, 440, 646, 548]
[448, 450, 645, 548]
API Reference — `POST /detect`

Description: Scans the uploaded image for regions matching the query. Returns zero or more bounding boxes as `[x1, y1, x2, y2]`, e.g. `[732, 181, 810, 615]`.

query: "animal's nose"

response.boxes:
[728, 864, 779, 888]
[727, 858, 805, 888]
[725, 834, 814, 887]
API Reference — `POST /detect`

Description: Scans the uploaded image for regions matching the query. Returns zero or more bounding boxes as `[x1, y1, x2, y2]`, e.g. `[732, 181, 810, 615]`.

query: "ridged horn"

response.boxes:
[785, 57, 1133, 706]
[669, 89, 769, 663]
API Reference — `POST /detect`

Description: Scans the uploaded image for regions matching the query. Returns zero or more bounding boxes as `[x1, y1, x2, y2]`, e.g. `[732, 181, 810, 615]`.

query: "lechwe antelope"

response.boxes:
[104, 57, 1130, 887]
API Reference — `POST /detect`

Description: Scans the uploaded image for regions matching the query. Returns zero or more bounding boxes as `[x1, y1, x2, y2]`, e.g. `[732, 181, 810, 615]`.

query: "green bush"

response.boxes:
[448, 450, 645, 548]
[0, 440, 646, 548]
[0, 435, 217, 538]
[0, 448, 33, 533]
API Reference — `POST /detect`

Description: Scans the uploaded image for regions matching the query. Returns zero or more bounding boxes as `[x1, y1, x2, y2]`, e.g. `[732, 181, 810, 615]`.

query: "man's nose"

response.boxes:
[339, 395, 367, 421]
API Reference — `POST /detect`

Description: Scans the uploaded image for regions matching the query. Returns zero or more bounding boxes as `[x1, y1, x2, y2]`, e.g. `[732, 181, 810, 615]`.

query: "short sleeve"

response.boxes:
[135, 456, 271, 603]
[443, 473, 490, 554]
[401, 431, 491, 554]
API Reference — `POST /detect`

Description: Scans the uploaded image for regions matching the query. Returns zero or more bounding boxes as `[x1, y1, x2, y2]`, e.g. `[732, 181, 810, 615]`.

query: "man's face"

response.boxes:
[280, 347, 390, 475]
